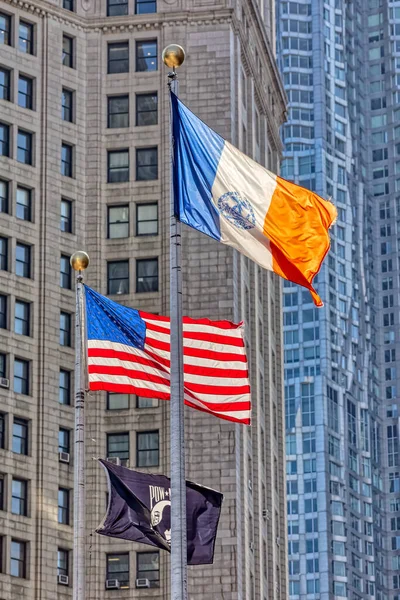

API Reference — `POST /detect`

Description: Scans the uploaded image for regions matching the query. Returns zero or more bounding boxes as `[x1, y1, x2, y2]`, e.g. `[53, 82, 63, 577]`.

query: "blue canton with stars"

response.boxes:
[85, 285, 146, 350]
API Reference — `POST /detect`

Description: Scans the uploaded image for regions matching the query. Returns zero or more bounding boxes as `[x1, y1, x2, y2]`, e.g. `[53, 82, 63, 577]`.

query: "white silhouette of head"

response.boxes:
[150, 500, 171, 536]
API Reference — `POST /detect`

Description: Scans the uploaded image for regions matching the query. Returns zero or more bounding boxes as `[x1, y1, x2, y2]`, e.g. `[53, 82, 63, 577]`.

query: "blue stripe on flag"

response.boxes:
[85, 285, 146, 350]
[171, 92, 224, 241]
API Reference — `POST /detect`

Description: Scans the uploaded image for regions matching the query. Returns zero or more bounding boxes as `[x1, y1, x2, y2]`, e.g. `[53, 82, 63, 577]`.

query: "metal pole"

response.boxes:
[168, 68, 188, 600]
[70, 251, 89, 600]
[161, 43, 188, 600]
[233, 251, 243, 600]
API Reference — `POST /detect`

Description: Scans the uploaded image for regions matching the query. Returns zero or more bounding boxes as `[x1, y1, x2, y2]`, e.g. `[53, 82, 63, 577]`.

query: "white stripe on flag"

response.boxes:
[210, 141, 275, 271]
[88, 357, 248, 387]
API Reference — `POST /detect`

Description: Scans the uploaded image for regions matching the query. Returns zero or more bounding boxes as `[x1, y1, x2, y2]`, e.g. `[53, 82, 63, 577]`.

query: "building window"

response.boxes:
[16, 187, 32, 221]
[60, 312, 71, 347]
[0, 474, 4, 510]
[0, 354, 5, 381]
[388, 425, 399, 467]
[137, 552, 159, 587]
[108, 205, 129, 239]
[58, 488, 70, 524]
[57, 549, 69, 578]
[61, 143, 73, 177]
[107, 0, 128, 16]
[60, 255, 72, 289]
[107, 432, 129, 466]
[347, 400, 357, 445]
[289, 581, 300, 595]
[17, 130, 33, 165]
[108, 95, 129, 128]
[59, 428, 70, 453]
[19, 21, 33, 54]
[62, 35, 74, 68]
[107, 260, 129, 295]
[0, 179, 8, 213]
[0, 67, 11, 101]
[18, 76, 33, 110]
[63, 0, 74, 11]
[0, 13, 11, 46]
[10, 540, 27, 578]
[0, 236, 7, 271]
[14, 359, 29, 395]
[59, 369, 71, 405]
[0, 294, 7, 329]
[107, 393, 130, 410]
[136, 93, 157, 126]
[136, 258, 158, 293]
[11, 479, 27, 516]
[14, 300, 30, 336]
[106, 553, 129, 589]
[12, 418, 28, 454]
[0, 412, 4, 448]
[0, 122, 10, 157]
[302, 432, 316, 454]
[137, 396, 158, 408]
[136, 147, 157, 180]
[136, 40, 157, 72]
[135, 0, 156, 14]
[136, 202, 158, 236]
[305, 498, 318, 514]
[62, 88, 73, 122]
[333, 581, 346, 597]
[108, 42, 129, 74]
[107, 149, 129, 183]
[61, 198, 72, 233]
[16, 243, 31, 278]
[136, 431, 159, 467]
[286, 433, 296, 455]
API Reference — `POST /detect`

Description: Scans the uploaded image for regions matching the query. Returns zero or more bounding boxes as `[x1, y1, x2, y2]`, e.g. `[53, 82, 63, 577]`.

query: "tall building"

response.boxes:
[0, 0, 287, 598]
[277, 1, 400, 599]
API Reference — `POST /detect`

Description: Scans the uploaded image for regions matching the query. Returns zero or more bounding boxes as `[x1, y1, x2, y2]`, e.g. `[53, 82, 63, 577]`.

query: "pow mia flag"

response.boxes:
[96, 459, 223, 565]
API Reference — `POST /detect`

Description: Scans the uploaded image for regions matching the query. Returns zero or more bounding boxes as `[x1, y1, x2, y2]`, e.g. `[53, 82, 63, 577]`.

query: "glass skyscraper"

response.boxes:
[277, 1, 400, 599]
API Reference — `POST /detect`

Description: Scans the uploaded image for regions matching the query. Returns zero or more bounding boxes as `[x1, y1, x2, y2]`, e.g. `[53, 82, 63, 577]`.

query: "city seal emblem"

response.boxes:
[217, 192, 256, 231]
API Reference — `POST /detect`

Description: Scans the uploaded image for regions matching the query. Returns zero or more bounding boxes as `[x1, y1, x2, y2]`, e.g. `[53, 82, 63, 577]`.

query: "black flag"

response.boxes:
[96, 459, 223, 565]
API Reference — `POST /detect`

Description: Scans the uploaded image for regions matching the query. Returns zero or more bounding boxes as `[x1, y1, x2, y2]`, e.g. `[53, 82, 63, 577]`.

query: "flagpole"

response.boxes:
[162, 44, 187, 600]
[70, 251, 90, 600]
[233, 250, 243, 599]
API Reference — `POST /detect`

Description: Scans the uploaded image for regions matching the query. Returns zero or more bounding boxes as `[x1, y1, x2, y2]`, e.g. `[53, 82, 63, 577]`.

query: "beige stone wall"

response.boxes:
[0, 0, 286, 598]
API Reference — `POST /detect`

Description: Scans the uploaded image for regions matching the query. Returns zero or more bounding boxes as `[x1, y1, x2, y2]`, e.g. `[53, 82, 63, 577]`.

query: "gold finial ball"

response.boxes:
[70, 251, 90, 271]
[162, 44, 185, 69]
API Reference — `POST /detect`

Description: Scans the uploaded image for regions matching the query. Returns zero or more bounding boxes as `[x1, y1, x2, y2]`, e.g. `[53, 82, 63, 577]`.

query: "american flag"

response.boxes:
[85, 286, 251, 424]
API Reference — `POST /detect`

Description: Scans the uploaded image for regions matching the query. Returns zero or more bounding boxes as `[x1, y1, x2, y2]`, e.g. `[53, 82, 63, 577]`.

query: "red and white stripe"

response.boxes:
[87, 311, 251, 424]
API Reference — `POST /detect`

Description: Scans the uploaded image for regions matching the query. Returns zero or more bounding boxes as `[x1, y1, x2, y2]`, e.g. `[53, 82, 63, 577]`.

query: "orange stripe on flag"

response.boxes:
[263, 176, 337, 307]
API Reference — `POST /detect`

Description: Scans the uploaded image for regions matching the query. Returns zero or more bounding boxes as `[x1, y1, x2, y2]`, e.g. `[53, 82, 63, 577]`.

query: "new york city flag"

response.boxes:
[171, 92, 337, 307]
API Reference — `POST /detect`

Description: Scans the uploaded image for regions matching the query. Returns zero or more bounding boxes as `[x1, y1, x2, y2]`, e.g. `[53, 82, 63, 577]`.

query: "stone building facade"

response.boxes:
[0, 0, 287, 597]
